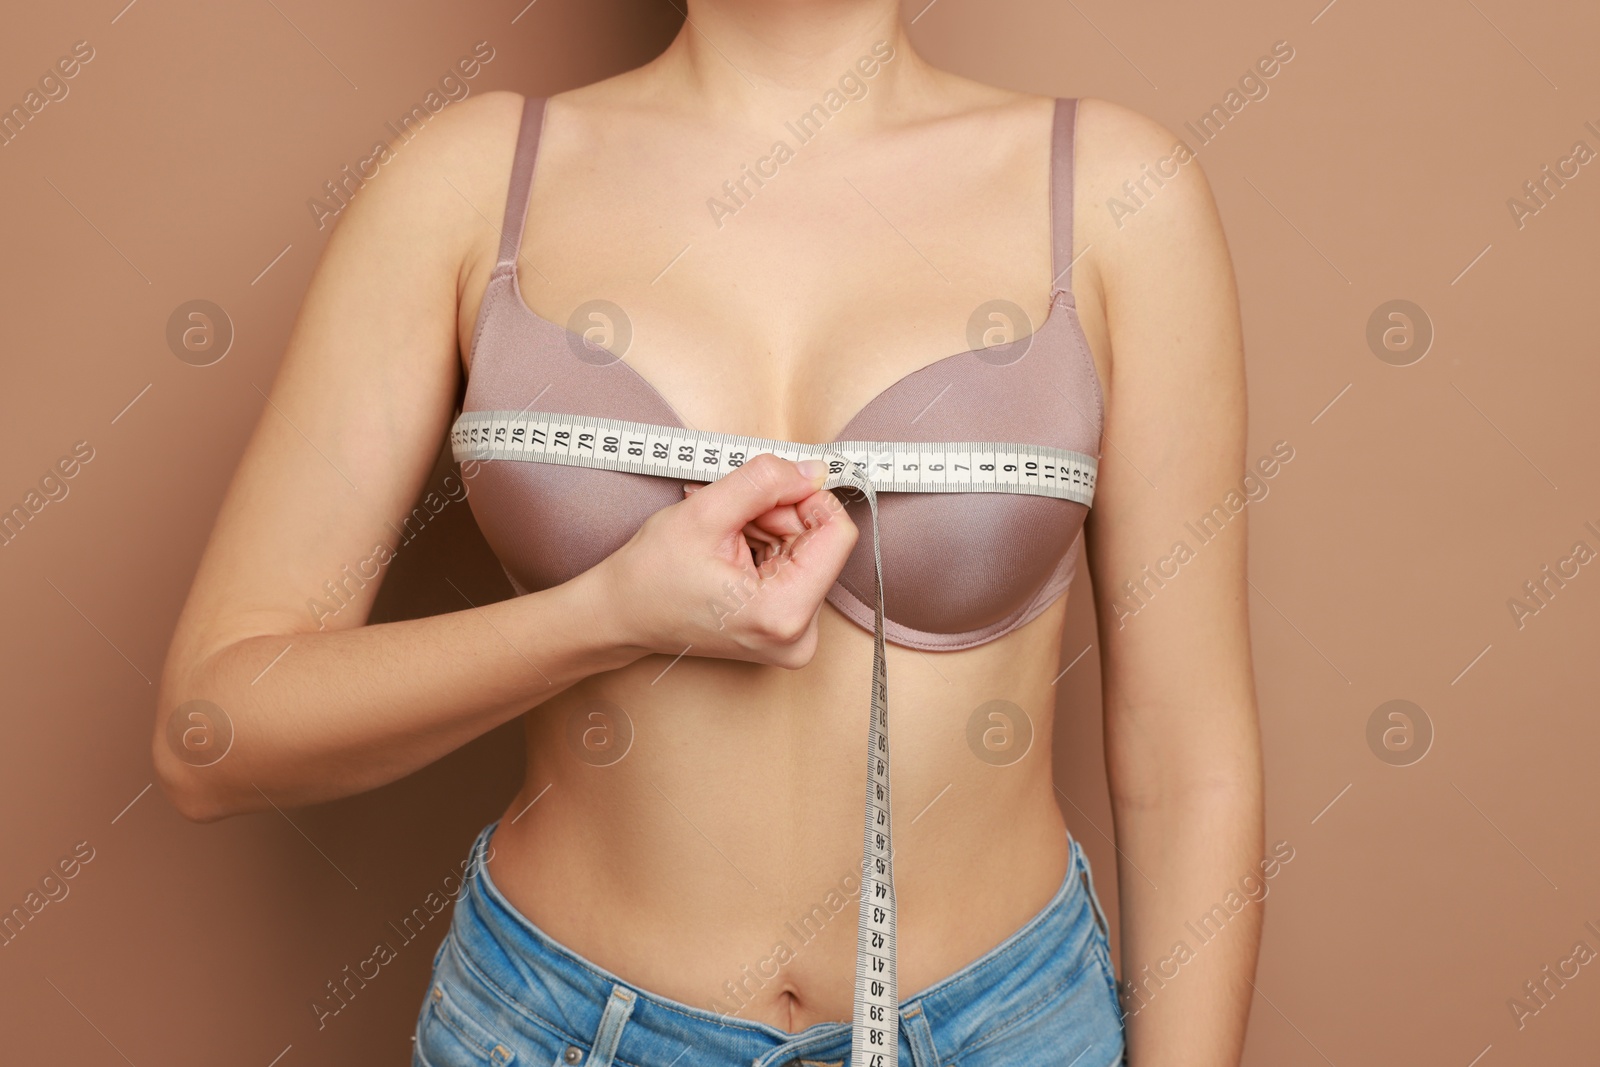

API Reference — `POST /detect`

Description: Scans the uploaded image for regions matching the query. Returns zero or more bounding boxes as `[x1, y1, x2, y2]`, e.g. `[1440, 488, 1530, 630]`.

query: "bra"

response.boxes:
[457, 95, 1104, 651]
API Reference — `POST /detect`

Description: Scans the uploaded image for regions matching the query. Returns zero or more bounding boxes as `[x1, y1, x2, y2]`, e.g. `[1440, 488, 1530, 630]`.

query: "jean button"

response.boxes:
[564, 1047, 583, 1064]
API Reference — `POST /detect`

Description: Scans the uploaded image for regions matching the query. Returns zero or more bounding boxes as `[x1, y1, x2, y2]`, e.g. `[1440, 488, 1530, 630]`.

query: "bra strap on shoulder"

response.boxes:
[1049, 97, 1079, 306]
[496, 96, 549, 272]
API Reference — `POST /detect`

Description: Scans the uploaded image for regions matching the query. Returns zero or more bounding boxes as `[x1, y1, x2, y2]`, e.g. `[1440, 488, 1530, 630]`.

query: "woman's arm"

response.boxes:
[153, 90, 856, 822]
[1078, 98, 1266, 1066]
[151, 92, 621, 821]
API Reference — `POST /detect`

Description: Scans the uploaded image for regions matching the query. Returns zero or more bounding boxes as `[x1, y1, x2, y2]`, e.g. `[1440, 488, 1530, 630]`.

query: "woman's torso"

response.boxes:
[451, 75, 1112, 1032]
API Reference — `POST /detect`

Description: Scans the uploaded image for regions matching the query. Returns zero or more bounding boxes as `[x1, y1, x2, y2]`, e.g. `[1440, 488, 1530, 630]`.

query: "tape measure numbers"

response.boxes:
[450, 410, 1098, 1065]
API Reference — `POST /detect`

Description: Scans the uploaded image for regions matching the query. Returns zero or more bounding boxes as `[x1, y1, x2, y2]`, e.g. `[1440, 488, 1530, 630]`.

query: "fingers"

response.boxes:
[742, 506, 810, 554]
[684, 479, 819, 543]
[793, 488, 850, 533]
[751, 488, 859, 603]
[683, 453, 830, 534]
[685, 483, 792, 565]
[742, 522, 783, 566]
[688, 478, 856, 594]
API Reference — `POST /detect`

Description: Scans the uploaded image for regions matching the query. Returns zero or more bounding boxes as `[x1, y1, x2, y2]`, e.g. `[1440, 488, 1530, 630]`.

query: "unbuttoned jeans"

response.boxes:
[412, 820, 1127, 1067]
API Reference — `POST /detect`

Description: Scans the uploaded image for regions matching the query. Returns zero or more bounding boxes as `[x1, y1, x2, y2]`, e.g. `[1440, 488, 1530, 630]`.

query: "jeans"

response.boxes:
[413, 820, 1127, 1066]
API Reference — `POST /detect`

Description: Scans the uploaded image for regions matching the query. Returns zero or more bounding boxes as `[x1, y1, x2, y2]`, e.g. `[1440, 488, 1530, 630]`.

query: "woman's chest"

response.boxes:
[458, 112, 1073, 444]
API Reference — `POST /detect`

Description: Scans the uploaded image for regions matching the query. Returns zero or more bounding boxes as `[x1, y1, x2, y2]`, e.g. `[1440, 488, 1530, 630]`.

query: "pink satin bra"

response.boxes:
[457, 96, 1103, 651]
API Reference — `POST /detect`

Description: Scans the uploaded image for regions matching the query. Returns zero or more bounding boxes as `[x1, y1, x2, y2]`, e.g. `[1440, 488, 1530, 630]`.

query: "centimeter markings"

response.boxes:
[449, 410, 1098, 505]
[822, 457, 898, 1066]
[450, 410, 1098, 1067]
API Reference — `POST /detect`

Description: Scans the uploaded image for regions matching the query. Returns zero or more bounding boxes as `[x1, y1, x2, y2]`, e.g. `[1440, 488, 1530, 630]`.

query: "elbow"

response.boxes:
[153, 754, 232, 824]
[150, 723, 243, 824]
[154, 654, 254, 822]
[169, 788, 231, 825]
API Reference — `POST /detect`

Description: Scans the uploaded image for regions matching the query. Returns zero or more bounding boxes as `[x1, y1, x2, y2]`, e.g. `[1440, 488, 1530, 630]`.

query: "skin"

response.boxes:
[154, 1, 1263, 1062]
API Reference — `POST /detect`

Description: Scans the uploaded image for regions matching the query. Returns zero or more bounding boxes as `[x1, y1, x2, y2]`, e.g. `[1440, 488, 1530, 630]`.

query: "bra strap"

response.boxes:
[1049, 97, 1080, 305]
[496, 96, 549, 272]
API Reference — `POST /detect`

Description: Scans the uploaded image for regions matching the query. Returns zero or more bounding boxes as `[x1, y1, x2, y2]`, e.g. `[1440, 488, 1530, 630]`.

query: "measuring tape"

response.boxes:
[451, 409, 1098, 1065]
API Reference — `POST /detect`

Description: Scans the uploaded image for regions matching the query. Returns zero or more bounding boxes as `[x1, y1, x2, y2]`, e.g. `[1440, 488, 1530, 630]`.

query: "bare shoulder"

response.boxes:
[370, 87, 526, 216]
[318, 88, 528, 271]
[1070, 96, 1233, 300]
[421, 87, 528, 162]
[311, 87, 537, 340]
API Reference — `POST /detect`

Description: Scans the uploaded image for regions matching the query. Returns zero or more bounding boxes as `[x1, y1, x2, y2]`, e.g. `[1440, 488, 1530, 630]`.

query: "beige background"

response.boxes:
[2, 0, 1597, 1063]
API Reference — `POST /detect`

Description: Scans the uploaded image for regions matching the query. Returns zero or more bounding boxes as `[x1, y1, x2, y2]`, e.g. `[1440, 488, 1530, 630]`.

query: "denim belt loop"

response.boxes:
[584, 984, 636, 1067]
[898, 1001, 941, 1067]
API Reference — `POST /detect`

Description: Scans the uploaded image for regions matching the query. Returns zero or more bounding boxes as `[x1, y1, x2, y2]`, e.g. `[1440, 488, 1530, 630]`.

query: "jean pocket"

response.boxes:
[952, 948, 1127, 1067]
[418, 981, 518, 1067]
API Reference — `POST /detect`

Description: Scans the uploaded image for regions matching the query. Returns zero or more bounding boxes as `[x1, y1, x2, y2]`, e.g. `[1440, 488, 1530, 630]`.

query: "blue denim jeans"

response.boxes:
[413, 820, 1127, 1066]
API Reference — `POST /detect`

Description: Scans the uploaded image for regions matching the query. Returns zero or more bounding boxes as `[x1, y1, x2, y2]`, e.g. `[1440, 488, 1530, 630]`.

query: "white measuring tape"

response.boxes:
[451, 409, 1097, 1065]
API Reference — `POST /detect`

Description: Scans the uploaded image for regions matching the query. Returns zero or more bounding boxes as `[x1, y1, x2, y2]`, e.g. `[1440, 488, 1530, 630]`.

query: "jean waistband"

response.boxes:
[445, 818, 1107, 1065]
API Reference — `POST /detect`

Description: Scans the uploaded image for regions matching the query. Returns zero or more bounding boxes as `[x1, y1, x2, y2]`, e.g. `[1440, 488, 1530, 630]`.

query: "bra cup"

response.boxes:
[460, 271, 695, 599]
[831, 489, 1085, 634]
[465, 461, 685, 596]
[820, 337, 1100, 643]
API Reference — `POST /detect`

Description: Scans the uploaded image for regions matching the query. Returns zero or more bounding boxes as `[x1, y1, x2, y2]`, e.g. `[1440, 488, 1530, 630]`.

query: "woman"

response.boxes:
[154, 3, 1263, 1065]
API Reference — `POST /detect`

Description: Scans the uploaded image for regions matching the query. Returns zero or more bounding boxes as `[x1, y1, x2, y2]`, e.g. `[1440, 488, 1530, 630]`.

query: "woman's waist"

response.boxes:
[514, 683, 1065, 904]
[529, 639, 1064, 797]
[482, 777, 1074, 1029]
[494, 625, 1075, 1025]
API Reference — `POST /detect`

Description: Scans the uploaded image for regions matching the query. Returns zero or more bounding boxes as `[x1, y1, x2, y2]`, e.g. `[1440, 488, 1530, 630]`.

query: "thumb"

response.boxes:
[686, 453, 830, 533]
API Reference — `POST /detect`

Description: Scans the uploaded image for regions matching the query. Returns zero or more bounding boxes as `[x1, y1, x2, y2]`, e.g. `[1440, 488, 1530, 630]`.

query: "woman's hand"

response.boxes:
[587, 453, 858, 669]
